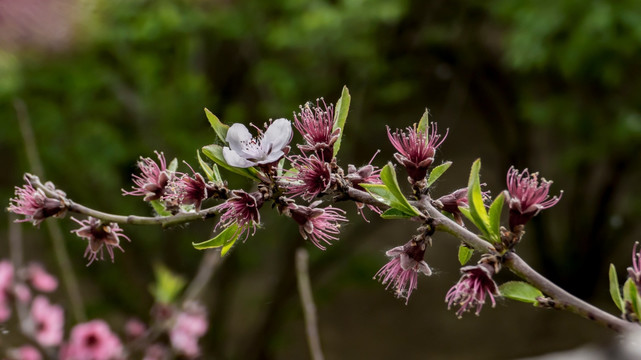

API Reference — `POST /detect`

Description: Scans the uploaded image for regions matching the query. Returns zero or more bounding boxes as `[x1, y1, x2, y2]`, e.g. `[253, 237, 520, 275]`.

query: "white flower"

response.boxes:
[223, 118, 293, 168]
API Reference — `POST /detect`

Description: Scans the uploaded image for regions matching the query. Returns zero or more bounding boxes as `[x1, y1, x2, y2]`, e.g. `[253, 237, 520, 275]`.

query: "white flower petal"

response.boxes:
[263, 118, 292, 154]
[385, 246, 405, 257]
[399, 253, 417, 270]
[417, 261, 432, 276]
[259, 149, 285, 165]
[223, 147, 256, 168]
[226, 123, 254, 157]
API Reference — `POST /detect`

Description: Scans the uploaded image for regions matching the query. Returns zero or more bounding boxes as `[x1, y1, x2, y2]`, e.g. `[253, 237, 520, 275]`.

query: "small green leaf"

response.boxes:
[193, 223, 240, 250]
[277, 157, 286, 177]
[458, 244, 474, 265]
[205, 108, 229, 143]
[499, 281, 544, 304]
[379, 163, 422, 217]
[417, 108, 430, 134]
[623, 278, 641, 318]
[458, 206, 484, 232]
[167, 158, 179, 172]
[332, 86, 351, 156]
[609, 264, 624, 312]
[467, 159, 491, 238]
[221, 235, 238, 256]
[150, 200, 172, 217]
[197, 150, 214, 182]
[212, 164, 222, 183]
[380, 208, 414, 219]
[202, 144, 259, 180]
[488, 192, 505, 243]
[150, 264, 186, 304]
[426, 161, 452, 188]
[360, 183, 418, 217]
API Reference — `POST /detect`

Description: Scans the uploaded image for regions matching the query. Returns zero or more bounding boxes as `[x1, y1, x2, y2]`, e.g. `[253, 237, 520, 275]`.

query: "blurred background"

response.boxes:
[2, 0, 641, 358]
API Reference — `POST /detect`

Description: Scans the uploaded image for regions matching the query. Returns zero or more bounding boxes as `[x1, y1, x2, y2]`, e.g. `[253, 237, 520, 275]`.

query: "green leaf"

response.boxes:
[150, 264, 186, 304]
[417, 108, 430, 134]
[202, 144, 259, 180]
[458, 244, 474, 265]
[458, 206, 483, 231]
[426, 161, 452, 188]
[609, 264, 624, 312]
[197, 150, 214, 182]
[276, 157, 286, 177]
[192, 223, 240, 250]
[488, 192, 505, 243]
[205, 108, 229, 142]
[623, 278, 641, 318]
[379, 163, 422, 217]
[499, 281, 544, 304]
[150, 199, 172, 217]
[380, 208, 414, 219]
[221, 235, 238, 256]
[360, 183, 418, 217]
[332, 86, 351, 156]
[212, 164, 222, 183]
[167, 158, 178, 172]
[467, 159, 491, 238]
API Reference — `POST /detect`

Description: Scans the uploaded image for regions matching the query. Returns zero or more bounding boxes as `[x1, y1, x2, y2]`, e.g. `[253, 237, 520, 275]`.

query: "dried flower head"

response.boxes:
[223, 118, 292, 168]
[8, 176, 66, 226]
[387, 123, 447, 183]
[122, 151, 172, 201]
[346, 160, 384, 220]
[71, 217, 131, 266]
[287, 201, 348, 250]
[375, 238, 432, 304]
[294, 99, 340, 160]
[445, 262, 500, 318]
[505, 167, 562, 231]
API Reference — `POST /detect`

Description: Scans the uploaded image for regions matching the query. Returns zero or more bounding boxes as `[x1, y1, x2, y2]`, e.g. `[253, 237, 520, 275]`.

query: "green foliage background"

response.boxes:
[2, 0, 641, 358]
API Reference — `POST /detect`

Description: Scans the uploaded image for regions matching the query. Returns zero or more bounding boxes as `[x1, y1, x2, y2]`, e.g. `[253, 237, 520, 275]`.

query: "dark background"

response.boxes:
[2, 0, 641, 358]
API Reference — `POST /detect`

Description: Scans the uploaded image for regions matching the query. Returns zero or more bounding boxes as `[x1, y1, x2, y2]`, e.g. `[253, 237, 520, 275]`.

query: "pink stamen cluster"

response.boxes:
[445, 263, 499, 318]
[8, 176, 66, 226]
[215, 190, 263, 239]
[71, 217, 131, 266]
[374, 241, 432, 304]
[505, 167, 562, 230]
[294, 99, 340, 160]
[122, 151, 171, 201]
[287, 201, 348, 250]
[283, 154, 333, 201]
[628, 242, 641, 288]
[387, 123, 447, 183]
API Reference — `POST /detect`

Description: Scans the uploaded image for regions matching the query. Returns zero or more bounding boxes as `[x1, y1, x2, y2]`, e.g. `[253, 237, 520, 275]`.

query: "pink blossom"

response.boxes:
[165, 170, 208, 211]
[215, 190, 263, 239]
[14, 283, 31, 303]
[0, 260, 13, 322]
[122, 151, 172, 201]
[445, 262, 500, 318]
[628, 242, 641, 288]
[223, 119, 292, 168]
[283, 154, 332, 201]
[294, 99, 340, 160]
[124, 318, 147, 340]
[143, 344, 168, 360]
[31, 295, 64, 346]
[505, 167, 562, 230]
[71, 217, 131, 266]
[375, 240, 432, 304]
[27, 263, 58, 292]
[61, 320, 123, 360]
[170, 304, 208, 358]
[13, 345, 42, 360]
[345, 154, 383, 220]
[387, 123, 447, 183]
[287, 201, 348, 250]
[8, 176, 66, 226]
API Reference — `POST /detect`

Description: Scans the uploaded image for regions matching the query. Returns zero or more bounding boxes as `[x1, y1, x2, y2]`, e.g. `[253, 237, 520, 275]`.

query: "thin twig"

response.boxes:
[182, 249, 223, 302]
[14, 99, 86, 323]
[295, 248, 325, 360]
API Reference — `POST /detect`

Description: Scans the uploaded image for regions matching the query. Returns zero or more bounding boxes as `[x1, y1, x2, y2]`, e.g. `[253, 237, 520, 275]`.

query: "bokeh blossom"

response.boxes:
[287, 201, 347, 250]
[505, 167, 562, 231]
[387, 123, 447, 183]
[71, 217, 131, 265]
[294, 99, 340, 160]
[122, 151, 172, 201]
[60, 320, 123, 360]
[8, 176, 66, 226]
[170, 303, 208, 358]
[375, 239, 432, 304]
[223, 118, 292, 168]
[445, 262, 500, 318]
[0, 260, 14, 322]
[27, 263, 58, 292]
[31, 295, 64, 346]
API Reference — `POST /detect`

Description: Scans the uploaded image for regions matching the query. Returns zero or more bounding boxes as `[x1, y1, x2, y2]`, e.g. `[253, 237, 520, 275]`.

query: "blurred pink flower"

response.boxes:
[61, 320, 123, 360]
[170, 304, 208, 358]
[124, 318, 147, 340]
[27, 263, 58, 292]
[0, 260, 14, 322]
[143, 344, 168, 360]
[31, 295, 64, 346]
[13, 345, 42, 360]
